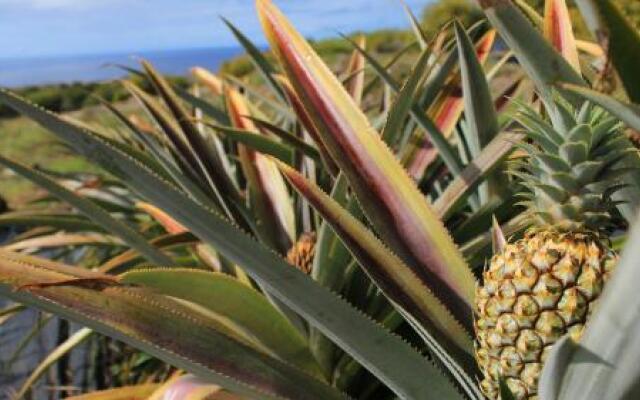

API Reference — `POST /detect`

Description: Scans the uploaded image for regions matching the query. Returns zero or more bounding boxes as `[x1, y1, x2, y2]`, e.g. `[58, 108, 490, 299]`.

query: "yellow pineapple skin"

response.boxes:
[286, 232, 316, 274]
[475, 231, 615, 399]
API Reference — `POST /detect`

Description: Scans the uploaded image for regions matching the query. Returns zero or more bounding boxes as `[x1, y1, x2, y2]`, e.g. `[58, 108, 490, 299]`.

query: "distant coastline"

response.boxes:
[0, 47, 246, 88]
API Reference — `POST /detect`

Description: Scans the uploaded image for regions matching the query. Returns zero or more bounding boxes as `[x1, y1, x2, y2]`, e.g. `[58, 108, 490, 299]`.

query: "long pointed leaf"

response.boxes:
[342, 34, 465, 176]
[207, 122, 296, 165]
[544, 0, 581, 73]
[192, 67, 224, 96]
[2, 232, 120, 252]
[120, 268, 323, 378]
[455, 22, 499, 156]
[146, 375, 227, 400]
[123, 80, 208, 190]
[225, 86, 295, 251]
[380, 44, 434, 147]
[478, 0, 585, 105]
[258, 0, 475, 323]
[99, 232, 197, 273]
[275, 76, 339, 175]
[276, 161, 475, 366]
[405, 29, 496, 180]
[399, 0, 429, 49]
[141, 61, 242, 210]
[434, 132, 524, 219]
[454, 21, 503, 203]
[560, 84, 640, 130]
[343, 35, 366, 106]
[0, 213, 102, 232]
[244, 116, 322, 161]
[222, 17, 286, 102]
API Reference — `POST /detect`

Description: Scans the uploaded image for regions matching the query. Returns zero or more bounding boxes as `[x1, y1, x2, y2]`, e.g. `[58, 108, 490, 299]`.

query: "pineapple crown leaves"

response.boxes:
[510, 97, 638, 234]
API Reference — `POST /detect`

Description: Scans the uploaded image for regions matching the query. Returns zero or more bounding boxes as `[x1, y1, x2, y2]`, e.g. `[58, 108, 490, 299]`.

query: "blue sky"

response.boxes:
[0, 0, 432, 59]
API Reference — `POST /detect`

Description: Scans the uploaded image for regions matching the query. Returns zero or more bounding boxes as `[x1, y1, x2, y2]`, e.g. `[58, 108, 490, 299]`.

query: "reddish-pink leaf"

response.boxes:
[276, 160, 475, 358]
[405, 29, 496, 179]
[258, 0, 475, 322]
[544, 0, 581, 73]
[225, 86, 295, 252]
[192, 67, 224, 97]
[137, 202, 188, 234]
[344, 35, 366, 106]
[276, 75, 339, 176]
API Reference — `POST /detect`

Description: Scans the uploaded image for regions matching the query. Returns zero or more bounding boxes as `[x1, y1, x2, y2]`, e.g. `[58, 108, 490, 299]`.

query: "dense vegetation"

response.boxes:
[0, 75, 188, 118]
[421, 0, 640, 39]
[1, 0, 640, 399]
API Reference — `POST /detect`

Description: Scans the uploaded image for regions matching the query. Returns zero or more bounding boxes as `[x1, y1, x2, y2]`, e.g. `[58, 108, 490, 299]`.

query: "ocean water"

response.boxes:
[0, 47, 246, 88]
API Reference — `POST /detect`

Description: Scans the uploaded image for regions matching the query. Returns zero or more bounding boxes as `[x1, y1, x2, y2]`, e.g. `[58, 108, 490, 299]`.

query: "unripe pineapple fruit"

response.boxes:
[286, 232, 316, 274]
[475, 100, 633, 399]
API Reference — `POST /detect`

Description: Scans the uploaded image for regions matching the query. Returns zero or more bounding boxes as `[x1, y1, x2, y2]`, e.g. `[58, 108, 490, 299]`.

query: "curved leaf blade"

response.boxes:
[208, 123, 295, 165]
[276, 161, 475, 363]
[141, 61, 243, 213]
[222, 17, 286, 102]
[478, 0, 585, 104]
[343, 35, 366, 105]
[543, 0, 581, 73]
[342, 34, 465, 176]
[225, 86, 295, 251]
[257, 0, 476, 324]
[137, 201, 189, 234]
[405, 28, 496, 181]
[0, 212, 103, 232]
[455, 22, 499, 156]
[275, 76, 339, 176]
[380, 43, 434, 147]
[454, 21, 502, 202]
[120, 268, 323, 378]
[192, 67, 224, 96]
[0, 253, 344, 400]
[434, 132, 523, 219]
[99, 232, 197, 273]
[147, 374, 227, 400]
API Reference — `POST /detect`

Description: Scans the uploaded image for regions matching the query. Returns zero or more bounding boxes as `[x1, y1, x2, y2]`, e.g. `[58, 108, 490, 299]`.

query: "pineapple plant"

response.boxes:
[475, 99, 630, 398]
[0, 0, 640, 399]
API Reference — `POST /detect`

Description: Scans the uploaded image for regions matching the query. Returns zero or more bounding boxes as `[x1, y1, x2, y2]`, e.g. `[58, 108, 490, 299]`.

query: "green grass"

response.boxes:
[0, 104, 133, 207]
[0, 116, 90, 206]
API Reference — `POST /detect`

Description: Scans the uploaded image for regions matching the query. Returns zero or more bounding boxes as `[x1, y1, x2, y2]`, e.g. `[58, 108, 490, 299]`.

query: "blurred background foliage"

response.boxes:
[420, 0, 640, 39]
